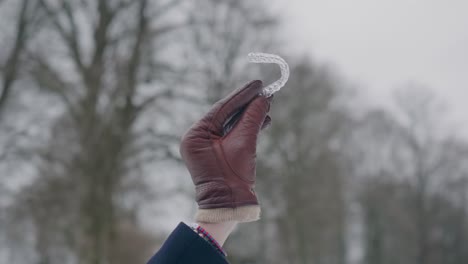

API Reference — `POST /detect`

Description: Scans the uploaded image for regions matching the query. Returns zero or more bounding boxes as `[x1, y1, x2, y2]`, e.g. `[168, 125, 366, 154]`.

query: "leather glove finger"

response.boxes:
[203, 80, 263, 136]
[260, 95, 273, 130]
[227, 95, 270, 145]
[223, 95, 273, 135]
[220, 95, 270, 184]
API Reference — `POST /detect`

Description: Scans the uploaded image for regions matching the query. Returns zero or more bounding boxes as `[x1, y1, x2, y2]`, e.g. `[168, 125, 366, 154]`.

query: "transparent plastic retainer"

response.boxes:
[247, 52, 290, 97]
[222, 53, 289, 135]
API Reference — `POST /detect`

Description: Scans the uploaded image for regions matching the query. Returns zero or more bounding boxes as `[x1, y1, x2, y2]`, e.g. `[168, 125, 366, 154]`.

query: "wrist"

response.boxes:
[196, 221, 238, 246]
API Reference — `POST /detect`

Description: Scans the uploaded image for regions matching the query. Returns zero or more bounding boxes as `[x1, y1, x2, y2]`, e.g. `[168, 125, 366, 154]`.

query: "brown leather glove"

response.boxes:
[180, 80, 271, 223]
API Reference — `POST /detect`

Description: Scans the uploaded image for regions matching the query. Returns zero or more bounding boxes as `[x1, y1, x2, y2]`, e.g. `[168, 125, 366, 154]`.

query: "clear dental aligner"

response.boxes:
[247, 52, 290, 97]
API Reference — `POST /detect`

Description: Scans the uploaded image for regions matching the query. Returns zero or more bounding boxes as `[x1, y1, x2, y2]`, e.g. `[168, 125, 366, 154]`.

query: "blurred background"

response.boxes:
[0, 0, 467, 263]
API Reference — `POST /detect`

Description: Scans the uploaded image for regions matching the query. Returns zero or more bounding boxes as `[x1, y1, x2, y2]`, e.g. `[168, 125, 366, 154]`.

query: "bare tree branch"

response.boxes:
[61, 1, 85, 73]
[135, 90, 171, 113]
[151, 0, 184, 19]
[38, 0, 86, 75]
[111, 0, 136, 16]
[89, 0, 113, 69]
[29, 55, 79, 120]
[125, 0, 149, 101]
[0, 0, 31, 118]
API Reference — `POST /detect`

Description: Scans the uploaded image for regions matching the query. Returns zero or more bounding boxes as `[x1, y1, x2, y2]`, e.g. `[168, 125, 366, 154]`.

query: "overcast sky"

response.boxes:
[276, 0, 468, 130]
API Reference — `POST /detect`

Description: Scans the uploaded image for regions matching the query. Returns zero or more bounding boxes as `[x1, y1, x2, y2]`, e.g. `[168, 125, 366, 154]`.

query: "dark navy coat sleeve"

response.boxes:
[147, 222, 229, 264]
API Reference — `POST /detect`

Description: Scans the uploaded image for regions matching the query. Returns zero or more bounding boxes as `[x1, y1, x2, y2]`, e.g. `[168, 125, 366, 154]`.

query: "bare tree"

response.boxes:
[353, 86, 468, 264]
[240, 59, 351, 264]
[4, 0, 188, 263]
[394, 86, 454, 264]
[185, 0, 277, 102]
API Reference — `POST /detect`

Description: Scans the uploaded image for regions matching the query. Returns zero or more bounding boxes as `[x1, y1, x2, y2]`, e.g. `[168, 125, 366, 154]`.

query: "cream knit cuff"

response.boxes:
[195, 205, 260, 223]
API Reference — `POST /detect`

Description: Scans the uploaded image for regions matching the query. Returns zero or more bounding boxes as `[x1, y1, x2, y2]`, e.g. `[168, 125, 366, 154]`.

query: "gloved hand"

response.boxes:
[180, 80, 272, 223]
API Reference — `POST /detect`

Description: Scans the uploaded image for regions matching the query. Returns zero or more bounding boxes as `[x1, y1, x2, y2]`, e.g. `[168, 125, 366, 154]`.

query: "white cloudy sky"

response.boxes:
[275, 0, 468, 129]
